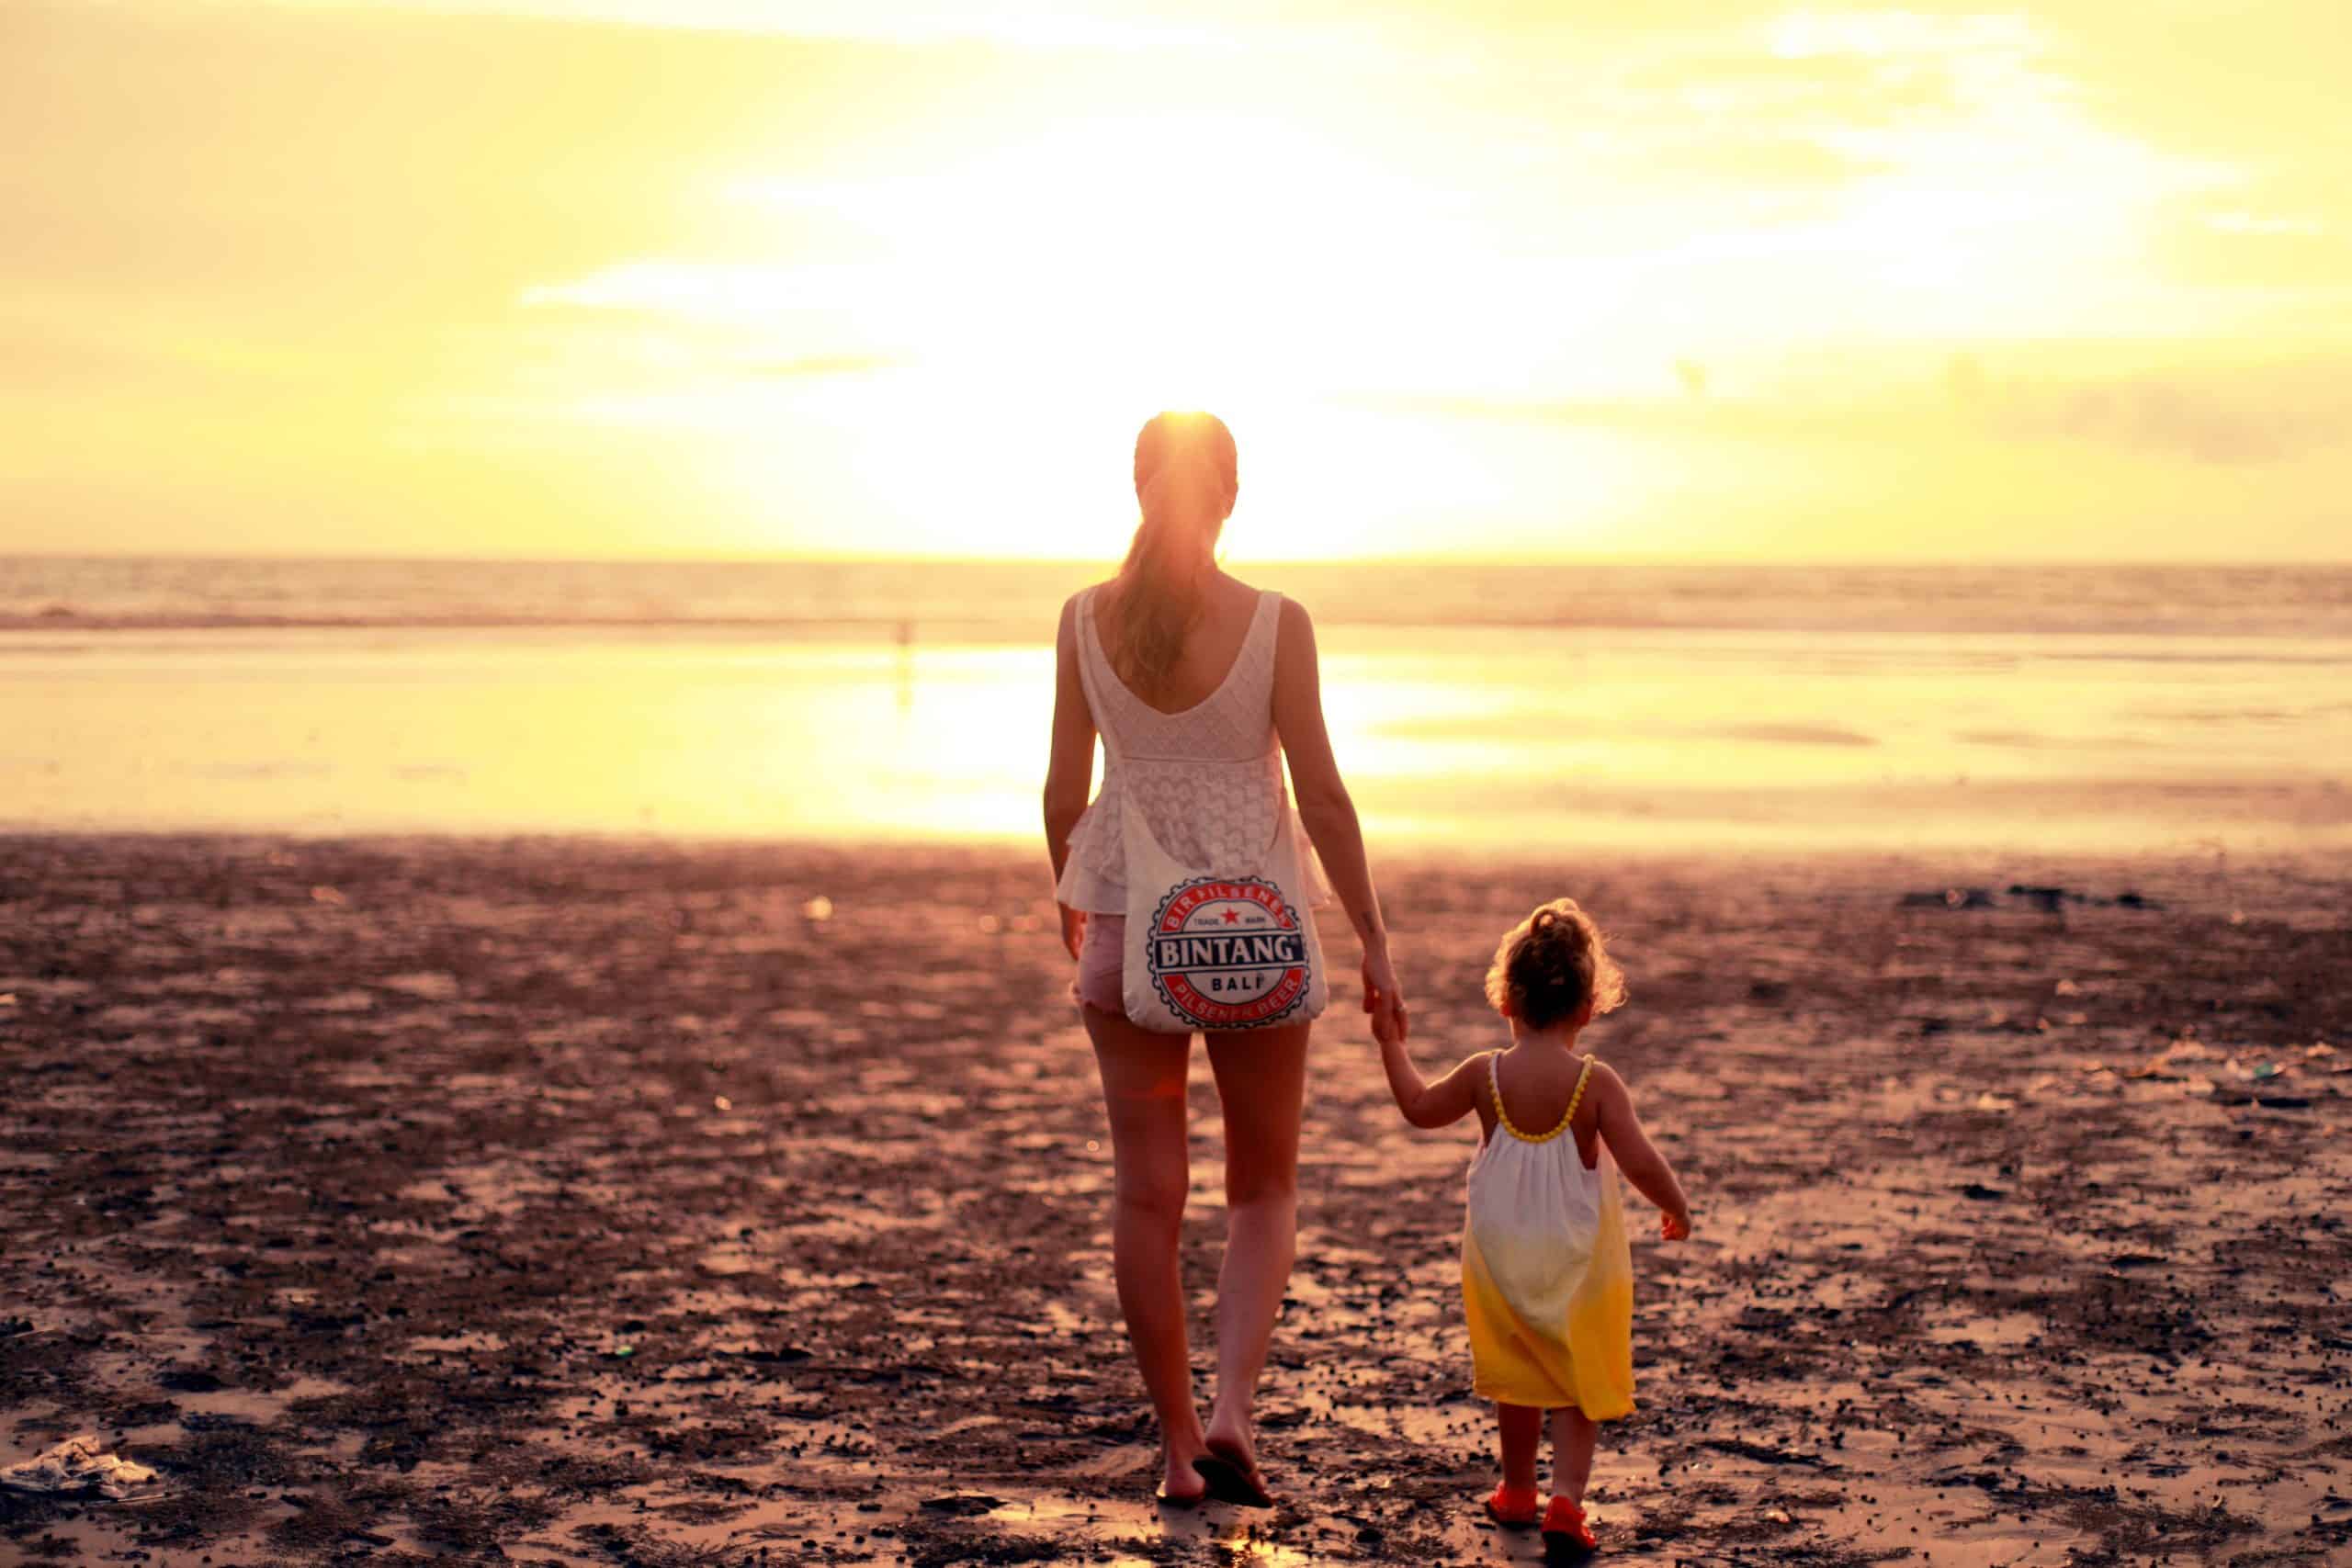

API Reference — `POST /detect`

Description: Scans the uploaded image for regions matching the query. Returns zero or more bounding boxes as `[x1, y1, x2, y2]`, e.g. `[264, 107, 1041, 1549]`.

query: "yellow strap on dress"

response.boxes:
[1489, 1052, 1589, 1144]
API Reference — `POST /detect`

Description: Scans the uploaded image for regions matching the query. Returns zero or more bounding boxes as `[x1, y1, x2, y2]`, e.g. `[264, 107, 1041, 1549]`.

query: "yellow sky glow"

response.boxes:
[5, 0, 2348, 559]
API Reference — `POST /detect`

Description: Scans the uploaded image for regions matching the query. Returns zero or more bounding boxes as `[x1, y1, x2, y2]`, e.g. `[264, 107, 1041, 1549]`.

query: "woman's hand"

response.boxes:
[1058, 902, 1088, 962]
[1361, 945, 1408, 1045]
[1660, 1209, 1692, 1242]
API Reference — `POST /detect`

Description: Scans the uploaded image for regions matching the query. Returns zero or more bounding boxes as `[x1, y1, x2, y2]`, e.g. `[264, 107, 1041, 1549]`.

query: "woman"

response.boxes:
[1043, 410, 1408, 1507]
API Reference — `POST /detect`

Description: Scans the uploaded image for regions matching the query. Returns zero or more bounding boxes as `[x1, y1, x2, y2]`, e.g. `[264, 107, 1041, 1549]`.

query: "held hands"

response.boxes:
[1660, 1210, 1692, 1243]
[1057, 902, 1087, 962]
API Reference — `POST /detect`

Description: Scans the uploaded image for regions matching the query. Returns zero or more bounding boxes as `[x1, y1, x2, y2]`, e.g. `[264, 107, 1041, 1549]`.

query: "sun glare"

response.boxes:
[531, 107, 1562, 558]
[22, 0, 2344, 559]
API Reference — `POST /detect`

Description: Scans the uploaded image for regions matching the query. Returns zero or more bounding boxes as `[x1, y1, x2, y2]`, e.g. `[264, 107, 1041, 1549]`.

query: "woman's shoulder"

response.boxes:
[1219, 573, 1304, 605]
[1205, 570, 1278, 604]
[1217, 580, 1311, 641]
[1194, 574, 1302, 640]
[1059, 578, 1118, 626]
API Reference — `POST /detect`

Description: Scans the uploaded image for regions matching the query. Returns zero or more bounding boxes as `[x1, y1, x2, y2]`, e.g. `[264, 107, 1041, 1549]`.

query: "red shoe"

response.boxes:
[1542, 1495, 1598, 1553]
[1485, 1483, 1541, 1527]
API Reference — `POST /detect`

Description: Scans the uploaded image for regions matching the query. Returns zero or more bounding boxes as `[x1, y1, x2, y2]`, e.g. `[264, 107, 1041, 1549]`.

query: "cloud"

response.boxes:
[1605, 133, 1894, 191]
[1348, 352, 2352, 468]
[1969, 360, 2352, 466]
[754, 352, 911, 378]
[2148, 186, 2352, 292]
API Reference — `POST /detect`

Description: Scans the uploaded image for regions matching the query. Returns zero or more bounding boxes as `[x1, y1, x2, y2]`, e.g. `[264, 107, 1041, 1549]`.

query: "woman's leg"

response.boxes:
[1199, 1021, 1311, 1472]
[1548, 1404, 1597, 1505]
[1081, 1001, 1208, 1495]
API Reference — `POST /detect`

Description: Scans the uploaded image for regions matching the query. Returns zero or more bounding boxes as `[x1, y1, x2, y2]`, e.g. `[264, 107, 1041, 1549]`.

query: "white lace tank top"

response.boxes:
[1055, 584, 1331, 915]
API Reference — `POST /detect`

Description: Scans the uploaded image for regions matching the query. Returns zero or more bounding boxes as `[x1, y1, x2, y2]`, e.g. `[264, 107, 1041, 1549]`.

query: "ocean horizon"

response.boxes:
[6, 555, 2350, 640]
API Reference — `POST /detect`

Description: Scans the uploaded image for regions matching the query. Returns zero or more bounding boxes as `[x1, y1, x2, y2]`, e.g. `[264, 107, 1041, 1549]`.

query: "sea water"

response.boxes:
[1, 557, 2346, 852]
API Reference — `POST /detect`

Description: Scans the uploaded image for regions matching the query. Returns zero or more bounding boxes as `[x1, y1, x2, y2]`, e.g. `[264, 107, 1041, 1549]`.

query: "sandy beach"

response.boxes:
[2, 833, 2347, 1565]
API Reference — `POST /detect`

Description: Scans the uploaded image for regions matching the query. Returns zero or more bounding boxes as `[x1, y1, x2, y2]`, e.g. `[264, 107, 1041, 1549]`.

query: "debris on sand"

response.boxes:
[1901, 887, 1996, 909]
[1894, 884, 2172, 913]
[2211, 1089, 2316, 1111]
[2009, 883, 2165, 911]
[0, 1437, 163, 1500]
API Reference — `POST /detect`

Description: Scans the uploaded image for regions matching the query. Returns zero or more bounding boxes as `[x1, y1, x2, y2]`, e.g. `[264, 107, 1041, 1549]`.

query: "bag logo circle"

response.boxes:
[1145, 875, 1312, 1029]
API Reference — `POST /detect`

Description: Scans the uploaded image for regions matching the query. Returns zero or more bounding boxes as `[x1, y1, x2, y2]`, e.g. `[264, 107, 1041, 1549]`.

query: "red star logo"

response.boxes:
[1222, 908, 1241, 924]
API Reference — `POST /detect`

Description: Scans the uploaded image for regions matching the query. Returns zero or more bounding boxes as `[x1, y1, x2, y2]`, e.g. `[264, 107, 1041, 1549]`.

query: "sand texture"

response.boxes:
[3, 835, 2348, 1566]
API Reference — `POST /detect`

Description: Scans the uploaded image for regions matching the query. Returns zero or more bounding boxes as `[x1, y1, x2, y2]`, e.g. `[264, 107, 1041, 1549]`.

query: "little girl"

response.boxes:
[1374, 897, 1691, 1553]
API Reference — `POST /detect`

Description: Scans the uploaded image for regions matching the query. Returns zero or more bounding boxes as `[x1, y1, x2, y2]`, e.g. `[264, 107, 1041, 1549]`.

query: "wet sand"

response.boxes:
[2, 834, 2347, 1565]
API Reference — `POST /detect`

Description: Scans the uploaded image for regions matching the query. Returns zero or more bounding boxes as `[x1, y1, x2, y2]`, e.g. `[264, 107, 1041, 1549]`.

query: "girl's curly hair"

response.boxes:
[1484, 897, 1627, 1030]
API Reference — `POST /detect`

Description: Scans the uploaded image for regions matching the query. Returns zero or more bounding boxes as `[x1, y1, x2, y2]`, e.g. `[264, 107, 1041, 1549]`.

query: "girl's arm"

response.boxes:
[1271, 596, 1408, 1043]
[1042, 594, 1098, 960]
[1380, 1040, 1487, 1130]
[1592, 1065, 1692, 1238]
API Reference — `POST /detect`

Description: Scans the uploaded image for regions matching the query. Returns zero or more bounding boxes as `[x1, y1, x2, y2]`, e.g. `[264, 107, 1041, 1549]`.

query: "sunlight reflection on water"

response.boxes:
[1, 624, 2346, 851]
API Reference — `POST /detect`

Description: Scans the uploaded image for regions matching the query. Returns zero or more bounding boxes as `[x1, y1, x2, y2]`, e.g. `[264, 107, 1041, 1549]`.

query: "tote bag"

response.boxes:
[1120, 799, 1329, 1032]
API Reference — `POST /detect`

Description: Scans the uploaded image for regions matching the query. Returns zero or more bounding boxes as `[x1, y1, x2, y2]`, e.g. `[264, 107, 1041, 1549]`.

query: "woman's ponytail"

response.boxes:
[1109, 412, 1238, 697]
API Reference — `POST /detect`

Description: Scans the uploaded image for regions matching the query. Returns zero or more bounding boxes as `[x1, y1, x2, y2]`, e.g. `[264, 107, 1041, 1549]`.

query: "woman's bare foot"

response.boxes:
[1196, 1416, 1274, 1507]
[1156, 1438, 1209, 1506]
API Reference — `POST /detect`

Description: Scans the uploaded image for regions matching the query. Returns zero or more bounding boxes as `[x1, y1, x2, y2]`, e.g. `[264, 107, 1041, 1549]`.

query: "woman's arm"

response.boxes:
[1591, 1065, 1692, 1238]
[1271, 597, 1408, 1042]
[1379, 1040, 1486, 1130]
[1042, 594, 1098, 960]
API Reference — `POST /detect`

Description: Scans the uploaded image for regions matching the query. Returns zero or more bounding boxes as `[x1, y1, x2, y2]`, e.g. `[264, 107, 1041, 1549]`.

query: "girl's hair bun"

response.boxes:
[1484, 896, 1626, 1028]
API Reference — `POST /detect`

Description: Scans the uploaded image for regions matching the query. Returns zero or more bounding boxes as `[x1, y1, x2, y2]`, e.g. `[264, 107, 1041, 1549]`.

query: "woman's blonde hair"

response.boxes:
[1106, 411, 1238, 697]
[1485, 897, 1627, 1029]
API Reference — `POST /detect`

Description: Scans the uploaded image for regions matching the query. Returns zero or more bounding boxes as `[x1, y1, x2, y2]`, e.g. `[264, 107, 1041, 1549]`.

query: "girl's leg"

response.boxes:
[1548, 1405, 1597, 1505]
[1082, 1001, 1207, 1496]
[1496, 1404, 1543, 1492]
[1198, 1020, 1311, 1474]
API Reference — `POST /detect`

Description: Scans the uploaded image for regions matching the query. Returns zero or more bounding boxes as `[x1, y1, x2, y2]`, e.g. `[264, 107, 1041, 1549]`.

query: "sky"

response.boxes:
[5, 0, 2348, 560]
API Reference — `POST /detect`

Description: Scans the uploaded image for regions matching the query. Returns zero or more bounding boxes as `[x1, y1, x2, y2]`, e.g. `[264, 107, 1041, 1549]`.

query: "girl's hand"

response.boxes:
[1057, 902, 1087, 962]
[1362, 947, 1408, 1045]
[1660, 1210, 1692, 1242]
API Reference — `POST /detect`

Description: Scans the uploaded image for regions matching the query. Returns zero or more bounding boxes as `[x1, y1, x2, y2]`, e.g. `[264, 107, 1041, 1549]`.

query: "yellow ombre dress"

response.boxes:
[1462, 1053, 1636, 1418]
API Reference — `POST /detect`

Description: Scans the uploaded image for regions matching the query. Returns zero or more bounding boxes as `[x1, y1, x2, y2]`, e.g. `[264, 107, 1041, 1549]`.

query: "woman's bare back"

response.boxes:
[1092, 571, 1266, 714]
